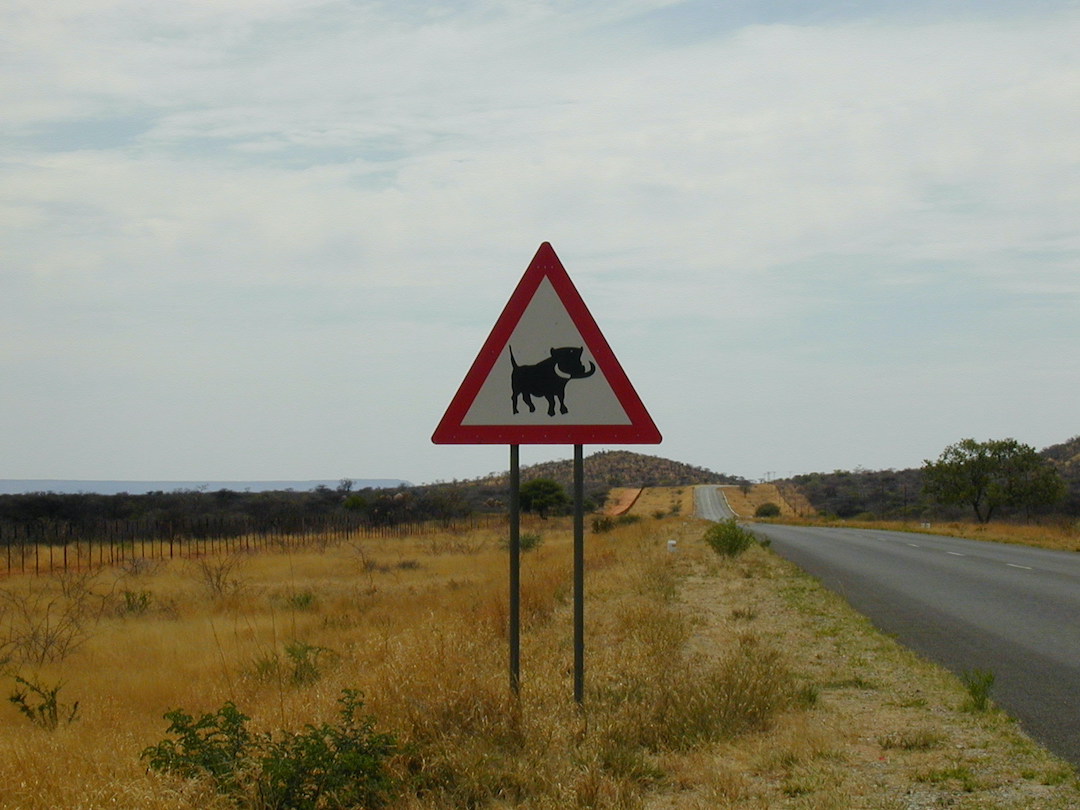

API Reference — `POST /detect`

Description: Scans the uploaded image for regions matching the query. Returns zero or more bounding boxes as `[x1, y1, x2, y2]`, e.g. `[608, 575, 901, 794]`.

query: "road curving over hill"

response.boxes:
[722, 520, 1080, 768]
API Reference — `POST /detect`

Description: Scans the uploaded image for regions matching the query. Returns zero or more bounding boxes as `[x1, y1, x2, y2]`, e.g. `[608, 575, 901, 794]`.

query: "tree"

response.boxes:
[922, 438, 1065, 523]
[518, 478, 569, 519]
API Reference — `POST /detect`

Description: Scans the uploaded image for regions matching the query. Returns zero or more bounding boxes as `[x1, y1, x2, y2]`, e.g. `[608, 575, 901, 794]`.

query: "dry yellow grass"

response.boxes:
[626, 486, 695, 518]
[0, 517, 794, 809]
[720, 484, 800, 518]
[0, 509, 1075, 809]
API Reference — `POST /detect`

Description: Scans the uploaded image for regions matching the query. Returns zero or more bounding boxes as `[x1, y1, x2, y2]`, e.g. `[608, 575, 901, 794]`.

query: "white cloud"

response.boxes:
[2, 1, 1078, 480]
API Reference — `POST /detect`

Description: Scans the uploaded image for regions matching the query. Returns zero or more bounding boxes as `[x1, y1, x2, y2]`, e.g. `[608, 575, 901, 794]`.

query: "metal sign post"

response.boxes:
[573, 444, 585, 703]
[433, 243, 660, 702]
[509, 445, 521, 694]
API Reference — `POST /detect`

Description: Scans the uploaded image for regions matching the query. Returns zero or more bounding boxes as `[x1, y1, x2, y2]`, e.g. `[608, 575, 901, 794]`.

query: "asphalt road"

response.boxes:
[693, 490, 1080, 766]
[694, 485, 736, 521]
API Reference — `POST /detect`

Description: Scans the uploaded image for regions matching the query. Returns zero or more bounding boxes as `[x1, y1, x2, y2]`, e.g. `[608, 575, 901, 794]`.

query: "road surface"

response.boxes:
[693, 490, 1080, 767]
[694, 485, 735, 521]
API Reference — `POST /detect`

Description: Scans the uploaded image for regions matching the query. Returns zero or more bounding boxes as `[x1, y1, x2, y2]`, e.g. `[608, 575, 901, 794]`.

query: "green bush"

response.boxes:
[703, 520, 757, 557]
[498, 532, 543, 552]
[520, 532, 543, 552]
[754, 502, 781, 518]
[591, 514, 643, 534]
[592, 516, 615, 533]
[142, 690, 398, 809]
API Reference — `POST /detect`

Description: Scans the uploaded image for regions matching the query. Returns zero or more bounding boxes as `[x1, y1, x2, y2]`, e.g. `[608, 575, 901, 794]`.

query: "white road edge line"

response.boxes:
[1007, 563, 1034, 570]
[947, 552, 966, 557]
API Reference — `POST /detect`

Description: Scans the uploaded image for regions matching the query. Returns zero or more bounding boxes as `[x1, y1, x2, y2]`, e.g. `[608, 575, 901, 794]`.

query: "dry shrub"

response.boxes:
[189, 555, 247, 601]
[0, 578, 101, 665]
[372, 622, 545, 807]
[592, 633, 794, 755]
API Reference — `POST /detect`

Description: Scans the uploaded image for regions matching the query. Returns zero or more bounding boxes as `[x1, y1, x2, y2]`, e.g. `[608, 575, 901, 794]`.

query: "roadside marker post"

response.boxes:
[433, 242, 661, 703]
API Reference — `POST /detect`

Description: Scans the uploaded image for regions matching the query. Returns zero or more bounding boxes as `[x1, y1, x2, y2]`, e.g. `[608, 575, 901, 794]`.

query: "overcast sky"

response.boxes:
[3, 0, 1078, 486]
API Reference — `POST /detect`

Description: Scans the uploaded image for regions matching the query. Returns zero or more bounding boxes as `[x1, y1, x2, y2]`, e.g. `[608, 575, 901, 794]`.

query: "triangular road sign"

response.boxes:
[433, 243, 661, 445]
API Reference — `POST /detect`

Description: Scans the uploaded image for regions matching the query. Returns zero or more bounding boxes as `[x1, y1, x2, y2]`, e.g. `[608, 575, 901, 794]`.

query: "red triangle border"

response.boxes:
[432, 243, 661, 445]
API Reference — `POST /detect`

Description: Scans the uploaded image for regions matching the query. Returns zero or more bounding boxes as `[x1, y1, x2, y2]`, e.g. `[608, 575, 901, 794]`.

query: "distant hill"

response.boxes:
[0, 479, 409, 496]
[1042, 435, 1080, 514]
[475, 450, 742, 494]
[1042, 435, 1080, 468]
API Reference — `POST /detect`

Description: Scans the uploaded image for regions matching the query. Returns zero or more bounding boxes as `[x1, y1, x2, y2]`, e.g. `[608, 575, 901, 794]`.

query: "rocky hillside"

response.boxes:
[1043, 435, 1080, 468]
[1042, 435, 1080, 513]
[477, 450, 741, 494]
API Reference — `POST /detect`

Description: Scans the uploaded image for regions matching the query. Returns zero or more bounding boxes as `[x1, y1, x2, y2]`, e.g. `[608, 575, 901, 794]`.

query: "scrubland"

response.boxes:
[0, 500, 1076, 809]
[723, 484, 1080, 553]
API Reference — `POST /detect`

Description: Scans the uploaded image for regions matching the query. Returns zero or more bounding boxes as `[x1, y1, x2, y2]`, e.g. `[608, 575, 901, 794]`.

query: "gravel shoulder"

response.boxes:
[646, 529, 1080, 809]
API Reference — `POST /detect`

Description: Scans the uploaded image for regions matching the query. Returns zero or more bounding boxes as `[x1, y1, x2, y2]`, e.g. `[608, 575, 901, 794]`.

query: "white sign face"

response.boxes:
[461, 278, 633, 427]
[432, 241, 660, 445]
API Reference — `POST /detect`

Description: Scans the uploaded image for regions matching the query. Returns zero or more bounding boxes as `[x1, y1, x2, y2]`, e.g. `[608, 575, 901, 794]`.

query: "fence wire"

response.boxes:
[0, 514, 508, 576]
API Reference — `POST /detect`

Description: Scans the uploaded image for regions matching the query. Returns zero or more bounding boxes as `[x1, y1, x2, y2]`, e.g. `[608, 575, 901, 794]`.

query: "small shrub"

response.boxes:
[520, 532, 543, 552]
[591, 514, 642, 534]
[191, 555, 246, 600]
[284, 590, 316, 611]
[285, 640, 335, 686]
[0, 584, 93, 664]
[249, 641, 336, 687]
[8, 675, 80, 730]
[498, 533, 543, 551]
[960, 669, 996, 712]
[142, 689, 398, 810]
[754, 502, 781, 518]
[703, 520, 757, 557]
[120, 589, 153, 616]
[592, 516, 616, 533]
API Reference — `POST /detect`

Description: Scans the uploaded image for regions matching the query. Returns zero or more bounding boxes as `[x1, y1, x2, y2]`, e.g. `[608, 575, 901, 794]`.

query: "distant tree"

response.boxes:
[342, 494, 368, 514]
[417, 485, 472, 524]
[922, 438, 1065, 523]
[519, 479, 569, 519]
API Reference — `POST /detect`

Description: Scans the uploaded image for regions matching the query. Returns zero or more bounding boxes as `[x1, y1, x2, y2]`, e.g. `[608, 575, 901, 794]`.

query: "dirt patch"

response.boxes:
[603, 487, 643, 515]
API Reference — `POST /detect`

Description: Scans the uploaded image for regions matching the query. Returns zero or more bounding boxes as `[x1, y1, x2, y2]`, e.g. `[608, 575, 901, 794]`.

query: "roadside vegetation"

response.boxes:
[0, 495, 1074, 808]
[720, 436, 1080, 553]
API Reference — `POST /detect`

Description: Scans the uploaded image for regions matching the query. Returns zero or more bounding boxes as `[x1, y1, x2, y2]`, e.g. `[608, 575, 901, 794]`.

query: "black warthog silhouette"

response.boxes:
[510, 346, 596, 417]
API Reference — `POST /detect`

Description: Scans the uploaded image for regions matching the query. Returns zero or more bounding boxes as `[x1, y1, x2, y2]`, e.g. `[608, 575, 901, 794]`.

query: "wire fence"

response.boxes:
[0, 513, 509, 576]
